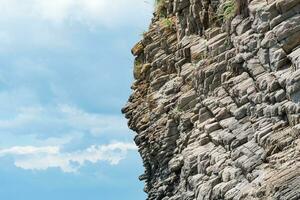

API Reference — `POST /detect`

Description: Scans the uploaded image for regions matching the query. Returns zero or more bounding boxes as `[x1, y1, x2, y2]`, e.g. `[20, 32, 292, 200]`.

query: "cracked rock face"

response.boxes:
[123, 0, 300, 199]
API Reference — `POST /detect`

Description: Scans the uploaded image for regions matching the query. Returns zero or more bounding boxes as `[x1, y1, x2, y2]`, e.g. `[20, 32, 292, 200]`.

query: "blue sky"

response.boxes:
[0, 0, 153, 199]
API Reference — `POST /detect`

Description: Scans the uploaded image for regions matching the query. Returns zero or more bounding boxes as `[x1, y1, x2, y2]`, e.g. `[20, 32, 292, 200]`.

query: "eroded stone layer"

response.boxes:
[123, 0, 300, 199]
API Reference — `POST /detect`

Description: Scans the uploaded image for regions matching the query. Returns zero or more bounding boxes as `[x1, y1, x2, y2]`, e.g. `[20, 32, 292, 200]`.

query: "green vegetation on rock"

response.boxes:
[160, 17, 174, 30]
[155, 0, 167, 17]
[133, 60, 143, 80]
[217, 0, 236, 21]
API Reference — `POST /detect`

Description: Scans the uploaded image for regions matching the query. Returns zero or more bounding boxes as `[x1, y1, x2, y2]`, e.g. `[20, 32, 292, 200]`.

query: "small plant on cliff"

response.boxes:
[224, 37, 233, 49]
[133, 60, 143, 80]
[217, 0, 236, 21]
[172, 105, 183, 115]
[160, 17, 174, 30]
[170, 106, 183, 122]
[193, 51, 208, 63]
[140, 31, 147, 38]
[155, 0, 167, 17]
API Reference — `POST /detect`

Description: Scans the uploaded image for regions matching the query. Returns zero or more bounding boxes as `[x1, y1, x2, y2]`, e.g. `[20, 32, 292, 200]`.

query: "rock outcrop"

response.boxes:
[123, 0, 300, 199]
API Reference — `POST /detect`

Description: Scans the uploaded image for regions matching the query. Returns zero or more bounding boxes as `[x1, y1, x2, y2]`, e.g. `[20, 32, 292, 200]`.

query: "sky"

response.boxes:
[0, 0, 154, 199]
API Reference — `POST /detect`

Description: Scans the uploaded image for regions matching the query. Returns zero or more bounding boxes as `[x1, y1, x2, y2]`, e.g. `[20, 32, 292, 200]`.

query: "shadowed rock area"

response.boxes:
[123, 0, 300, 199]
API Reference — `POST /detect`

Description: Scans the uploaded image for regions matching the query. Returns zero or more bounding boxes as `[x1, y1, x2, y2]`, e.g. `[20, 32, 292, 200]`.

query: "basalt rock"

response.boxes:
[123, 0, 300, 199]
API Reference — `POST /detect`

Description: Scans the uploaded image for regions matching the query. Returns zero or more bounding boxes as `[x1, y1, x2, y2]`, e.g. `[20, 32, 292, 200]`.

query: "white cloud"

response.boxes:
[0, 106, 43, 129]
[0, 0, 153, 28]
[0, 146, 59, 155]
[0, 104, 128, 137]
[0, 142, 137, 173]
[0, 0, 153, 51]
[59, 104, 128, 136]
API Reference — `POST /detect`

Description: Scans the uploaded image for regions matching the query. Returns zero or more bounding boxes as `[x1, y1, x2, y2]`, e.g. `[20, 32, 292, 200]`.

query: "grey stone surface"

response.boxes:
[123, 0, 300, 199]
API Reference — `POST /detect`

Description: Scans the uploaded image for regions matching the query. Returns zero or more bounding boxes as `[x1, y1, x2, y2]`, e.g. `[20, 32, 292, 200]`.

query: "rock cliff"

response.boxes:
[122, 0, 300, 199]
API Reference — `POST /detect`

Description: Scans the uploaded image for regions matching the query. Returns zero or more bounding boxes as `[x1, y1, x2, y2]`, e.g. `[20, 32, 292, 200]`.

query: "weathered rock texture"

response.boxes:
[123, 0, 300, 199]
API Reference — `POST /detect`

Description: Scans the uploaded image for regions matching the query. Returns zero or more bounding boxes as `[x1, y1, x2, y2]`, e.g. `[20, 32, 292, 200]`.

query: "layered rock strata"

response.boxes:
[123, 0, 300, 199]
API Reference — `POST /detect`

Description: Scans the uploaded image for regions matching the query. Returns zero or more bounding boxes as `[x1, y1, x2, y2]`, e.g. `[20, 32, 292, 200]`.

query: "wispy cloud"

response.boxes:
[0, 0, 153, 28]
[0, 104, 128, 137]
[0, 146, 59, 155]
[0, 142, 137, 173]
[0, 0, 153, 52]
[59, 104, 128, 136]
